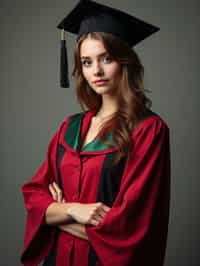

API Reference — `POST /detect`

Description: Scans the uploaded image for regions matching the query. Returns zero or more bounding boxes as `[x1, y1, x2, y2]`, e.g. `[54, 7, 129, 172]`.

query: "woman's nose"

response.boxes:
[93, 62, 104, 75]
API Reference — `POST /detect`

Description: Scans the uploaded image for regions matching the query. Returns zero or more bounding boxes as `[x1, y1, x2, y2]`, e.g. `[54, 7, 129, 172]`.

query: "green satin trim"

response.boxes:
[64, 112, 115, 152]
[82, 131, 114, 151]
[64, 112, 85, 150]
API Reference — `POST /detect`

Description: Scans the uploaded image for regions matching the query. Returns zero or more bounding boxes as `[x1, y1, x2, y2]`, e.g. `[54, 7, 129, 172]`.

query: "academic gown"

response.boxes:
[20, 109, 171, 266]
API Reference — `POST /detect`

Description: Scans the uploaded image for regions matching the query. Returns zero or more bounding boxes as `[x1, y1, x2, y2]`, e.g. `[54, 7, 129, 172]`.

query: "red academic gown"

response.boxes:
[20, 109, 171, 266]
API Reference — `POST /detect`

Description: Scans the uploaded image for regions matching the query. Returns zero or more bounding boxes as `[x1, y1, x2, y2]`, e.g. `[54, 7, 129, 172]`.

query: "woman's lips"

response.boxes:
[93, 79, 108, 85]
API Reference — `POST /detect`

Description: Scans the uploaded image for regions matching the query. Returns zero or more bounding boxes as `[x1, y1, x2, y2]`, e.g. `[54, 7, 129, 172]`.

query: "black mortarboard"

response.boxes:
[57, 0, 160, 88]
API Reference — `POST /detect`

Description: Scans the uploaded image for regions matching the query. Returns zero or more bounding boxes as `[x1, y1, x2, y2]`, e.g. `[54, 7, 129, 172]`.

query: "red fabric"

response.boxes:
[20, 119, 68, 266]
[21, 111, 170, 266]
[85, 116, 171, 266]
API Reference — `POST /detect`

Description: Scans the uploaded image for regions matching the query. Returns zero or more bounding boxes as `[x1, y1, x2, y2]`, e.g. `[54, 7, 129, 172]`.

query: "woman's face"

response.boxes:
[80, 37, 121, 96]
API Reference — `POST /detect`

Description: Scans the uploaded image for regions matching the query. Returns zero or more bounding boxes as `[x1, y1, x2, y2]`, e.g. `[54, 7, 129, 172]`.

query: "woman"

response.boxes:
[21, 1, 170, 266]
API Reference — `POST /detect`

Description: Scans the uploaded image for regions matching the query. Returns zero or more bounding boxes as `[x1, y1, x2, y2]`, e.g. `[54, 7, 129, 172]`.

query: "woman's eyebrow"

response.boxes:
[81, 51, 108, 59]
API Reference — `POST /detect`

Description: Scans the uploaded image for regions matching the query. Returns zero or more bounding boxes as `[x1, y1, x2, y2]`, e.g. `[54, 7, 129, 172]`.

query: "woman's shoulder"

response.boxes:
[58, 110, 86, 127]
[63, 110, 88, 122]
[132, 109, 169, 138]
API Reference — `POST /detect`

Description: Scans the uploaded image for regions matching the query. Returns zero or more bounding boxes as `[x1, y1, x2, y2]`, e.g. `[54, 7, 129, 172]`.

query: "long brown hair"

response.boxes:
[72, 32, 152, 165]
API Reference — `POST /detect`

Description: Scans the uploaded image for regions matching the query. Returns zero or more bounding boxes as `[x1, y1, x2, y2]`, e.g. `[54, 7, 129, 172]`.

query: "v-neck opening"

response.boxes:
[62, 110, 117, 154]
[79, 110, 116, 152]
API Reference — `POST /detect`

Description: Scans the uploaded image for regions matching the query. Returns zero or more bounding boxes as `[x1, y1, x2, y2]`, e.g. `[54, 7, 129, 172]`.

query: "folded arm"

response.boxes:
[58, 222, 89, 241]
[48, 182, 110, 241]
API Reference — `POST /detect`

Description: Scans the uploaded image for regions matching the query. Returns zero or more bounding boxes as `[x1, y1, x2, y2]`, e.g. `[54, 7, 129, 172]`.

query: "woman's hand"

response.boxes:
[49, 182, 66, 203]
[67, 202, 110, 226]
[48, 182, 111, 226]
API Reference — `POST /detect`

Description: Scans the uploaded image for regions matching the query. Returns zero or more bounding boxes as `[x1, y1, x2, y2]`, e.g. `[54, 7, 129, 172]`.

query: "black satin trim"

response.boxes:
[88, 152, 127, 266]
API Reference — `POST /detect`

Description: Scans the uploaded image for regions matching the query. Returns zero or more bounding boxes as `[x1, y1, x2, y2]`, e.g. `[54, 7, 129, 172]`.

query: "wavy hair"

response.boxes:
[72, 32, 152, 165]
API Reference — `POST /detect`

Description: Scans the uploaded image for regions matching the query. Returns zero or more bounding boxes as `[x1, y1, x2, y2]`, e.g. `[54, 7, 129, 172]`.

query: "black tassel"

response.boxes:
[60, 29, 70, 88]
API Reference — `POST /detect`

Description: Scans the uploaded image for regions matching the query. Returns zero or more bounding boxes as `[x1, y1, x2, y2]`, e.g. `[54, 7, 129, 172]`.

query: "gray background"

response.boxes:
[1, 0, 199, 265]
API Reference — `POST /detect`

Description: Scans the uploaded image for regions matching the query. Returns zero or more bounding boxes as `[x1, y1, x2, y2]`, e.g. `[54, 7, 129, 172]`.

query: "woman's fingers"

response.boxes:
[90, 218, 100, 226]
[88, 204, 110, 226]
[90, 214, 105, 226]
[95, 202, 110, 212]
[97, 209, 108, 219]
[49, 182, 65, 203]
[49, 184, 57, 201]
[102, 204, 111, 212]
[52, 182, 63, 202]
[95, 203, 110, 219]
[93, 213, 104, 223]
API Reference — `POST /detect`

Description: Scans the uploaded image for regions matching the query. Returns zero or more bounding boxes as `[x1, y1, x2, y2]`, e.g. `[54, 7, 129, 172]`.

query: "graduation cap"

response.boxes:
[57, 0, 160, 88]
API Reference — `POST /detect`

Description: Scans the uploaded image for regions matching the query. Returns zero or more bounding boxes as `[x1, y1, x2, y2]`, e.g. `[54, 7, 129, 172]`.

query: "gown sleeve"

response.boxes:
[20, 119, 67, 266]
[85, 117, 171, 266]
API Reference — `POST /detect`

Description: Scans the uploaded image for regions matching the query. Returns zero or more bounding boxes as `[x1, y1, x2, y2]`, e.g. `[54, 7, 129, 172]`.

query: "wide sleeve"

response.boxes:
[20, 120, 66, 266]
[85, 117, 171, 266]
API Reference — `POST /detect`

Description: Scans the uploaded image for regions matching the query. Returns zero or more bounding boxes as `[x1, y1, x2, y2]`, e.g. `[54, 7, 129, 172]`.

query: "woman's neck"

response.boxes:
[95, 95, 118, 120]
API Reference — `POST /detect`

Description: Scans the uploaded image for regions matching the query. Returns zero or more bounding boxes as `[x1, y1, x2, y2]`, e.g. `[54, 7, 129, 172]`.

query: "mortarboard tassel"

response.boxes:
[60, 29, 70, 88]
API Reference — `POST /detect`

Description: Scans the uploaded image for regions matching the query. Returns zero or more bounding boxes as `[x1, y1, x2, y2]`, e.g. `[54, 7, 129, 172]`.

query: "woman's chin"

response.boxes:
[92, 86, 114, 95]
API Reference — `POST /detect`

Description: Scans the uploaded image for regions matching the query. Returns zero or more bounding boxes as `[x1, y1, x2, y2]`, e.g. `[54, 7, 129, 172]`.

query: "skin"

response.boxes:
[48, 182, 110, 241]
[80, 36, 121, 120]
[45, 183, 110, 237]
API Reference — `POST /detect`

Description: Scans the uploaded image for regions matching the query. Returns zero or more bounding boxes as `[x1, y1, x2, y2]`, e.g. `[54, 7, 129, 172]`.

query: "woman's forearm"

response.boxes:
[59, 222, 89, 241]
[44, 202, 76, 226]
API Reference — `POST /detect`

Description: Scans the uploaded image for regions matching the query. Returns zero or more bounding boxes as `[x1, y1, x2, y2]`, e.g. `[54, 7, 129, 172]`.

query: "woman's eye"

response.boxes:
[82, 60, 91, 66]
[103, 55, 112, 63]
[81, 55, 112, 66]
